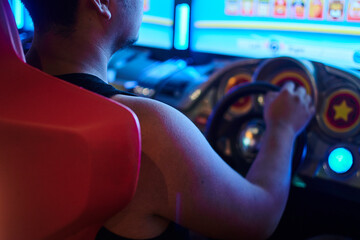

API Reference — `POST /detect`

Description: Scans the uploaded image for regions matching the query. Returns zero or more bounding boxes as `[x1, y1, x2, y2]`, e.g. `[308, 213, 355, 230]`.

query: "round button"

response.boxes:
[322, 89, 360, 136]
[225, 73, 252, 114]
[328, 147, 354, 174]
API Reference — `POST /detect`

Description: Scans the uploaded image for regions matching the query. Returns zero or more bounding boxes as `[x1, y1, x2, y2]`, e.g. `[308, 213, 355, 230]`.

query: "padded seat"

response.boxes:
[0, 0, 141, 239]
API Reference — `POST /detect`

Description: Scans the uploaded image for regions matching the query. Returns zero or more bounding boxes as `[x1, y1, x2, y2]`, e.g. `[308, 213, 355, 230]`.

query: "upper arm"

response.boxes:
[112, 96, 279, 239]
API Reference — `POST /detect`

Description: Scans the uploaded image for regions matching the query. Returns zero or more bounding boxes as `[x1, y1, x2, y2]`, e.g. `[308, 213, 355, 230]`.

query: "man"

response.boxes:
[21, 0, 315, 239]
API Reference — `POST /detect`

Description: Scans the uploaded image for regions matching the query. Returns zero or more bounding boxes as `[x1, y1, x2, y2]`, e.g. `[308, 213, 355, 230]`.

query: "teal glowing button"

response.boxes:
[328, 148, 354, 174]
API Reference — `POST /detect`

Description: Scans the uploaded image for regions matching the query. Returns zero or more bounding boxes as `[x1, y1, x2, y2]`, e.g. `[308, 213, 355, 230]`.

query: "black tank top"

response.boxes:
[56, 73, 190, 240]
[55, 73, 136, 98]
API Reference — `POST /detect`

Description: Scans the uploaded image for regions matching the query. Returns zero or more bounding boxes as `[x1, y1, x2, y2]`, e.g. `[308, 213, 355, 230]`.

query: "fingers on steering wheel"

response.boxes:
[283, 82, 311, 105]
[295, 86, 307, 97]
[282, 81, 296, 93]
[294, 85, 315, 117]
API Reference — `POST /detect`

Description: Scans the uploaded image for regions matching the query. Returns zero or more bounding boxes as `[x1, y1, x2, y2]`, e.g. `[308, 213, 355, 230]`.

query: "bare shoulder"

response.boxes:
[111, 94, 203, 153]
[111, 94, 190, 125]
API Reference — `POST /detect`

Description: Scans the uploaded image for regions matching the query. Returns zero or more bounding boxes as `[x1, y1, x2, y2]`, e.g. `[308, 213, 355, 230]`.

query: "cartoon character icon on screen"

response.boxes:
[291, 0, 305, 18]
[309, 0, 324, 19]
[242, 0, 254, 15]
[348, 0, 360, 21]
[328, 0, 344, 20]
[143, 0, 150, 12]
[225, 0, 241, 15]
[257, 0, 270, 16]
[274, 0, 287, 16]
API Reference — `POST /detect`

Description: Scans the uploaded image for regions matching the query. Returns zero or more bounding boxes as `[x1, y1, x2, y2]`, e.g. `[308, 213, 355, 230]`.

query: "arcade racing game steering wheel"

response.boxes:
[206, 82, 307, 176]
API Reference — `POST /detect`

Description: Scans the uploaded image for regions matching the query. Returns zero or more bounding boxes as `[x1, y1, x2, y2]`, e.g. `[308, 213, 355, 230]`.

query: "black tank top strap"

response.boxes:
[55, 73, 136, 98]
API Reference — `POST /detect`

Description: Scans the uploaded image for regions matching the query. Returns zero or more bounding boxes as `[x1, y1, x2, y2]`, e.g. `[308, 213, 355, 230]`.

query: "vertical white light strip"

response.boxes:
[174, 3, 190, 50]
[13, 0, 24, 29]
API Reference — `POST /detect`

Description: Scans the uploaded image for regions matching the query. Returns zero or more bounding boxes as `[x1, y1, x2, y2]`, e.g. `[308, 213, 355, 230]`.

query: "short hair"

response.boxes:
[21, 0, 80, 34]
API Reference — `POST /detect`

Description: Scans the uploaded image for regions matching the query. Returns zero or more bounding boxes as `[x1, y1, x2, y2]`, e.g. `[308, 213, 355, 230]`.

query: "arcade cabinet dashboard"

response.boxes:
[11, 0, 360, 238]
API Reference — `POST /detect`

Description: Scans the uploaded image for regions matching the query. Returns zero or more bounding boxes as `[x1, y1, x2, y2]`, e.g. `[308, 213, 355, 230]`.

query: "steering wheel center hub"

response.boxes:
[238, 119, 265, 162]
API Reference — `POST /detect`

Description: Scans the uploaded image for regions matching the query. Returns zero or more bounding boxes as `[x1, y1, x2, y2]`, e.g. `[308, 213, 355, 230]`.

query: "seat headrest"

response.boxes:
[0, 0, 25, 62]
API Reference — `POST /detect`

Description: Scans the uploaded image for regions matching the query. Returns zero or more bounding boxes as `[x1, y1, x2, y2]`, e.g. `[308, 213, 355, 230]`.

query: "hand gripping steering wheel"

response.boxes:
[206, 82, 306, 176]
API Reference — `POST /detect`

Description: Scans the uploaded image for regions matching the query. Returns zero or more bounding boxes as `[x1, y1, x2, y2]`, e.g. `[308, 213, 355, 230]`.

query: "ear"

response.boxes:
[91, 0, 112, 20]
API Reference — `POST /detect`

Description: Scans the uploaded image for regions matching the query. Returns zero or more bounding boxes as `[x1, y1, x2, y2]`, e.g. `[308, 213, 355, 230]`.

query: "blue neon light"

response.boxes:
[328, 148, 354, 174]
[23, 7, 34, 30]
[174, 3, 190, 50]
[13, 0, 24, 29]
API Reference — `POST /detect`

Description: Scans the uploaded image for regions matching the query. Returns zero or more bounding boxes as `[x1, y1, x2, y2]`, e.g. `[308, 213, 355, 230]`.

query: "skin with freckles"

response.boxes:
[24, 0, 315, 239]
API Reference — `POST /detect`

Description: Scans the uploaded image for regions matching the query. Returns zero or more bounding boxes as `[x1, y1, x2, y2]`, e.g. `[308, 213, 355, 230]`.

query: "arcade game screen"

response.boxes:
[136, 0, 175, 49]
[191, 0, 360, 69]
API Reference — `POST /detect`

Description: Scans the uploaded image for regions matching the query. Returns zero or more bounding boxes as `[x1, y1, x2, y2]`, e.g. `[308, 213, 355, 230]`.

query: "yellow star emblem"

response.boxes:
[333, 100, 353, 122]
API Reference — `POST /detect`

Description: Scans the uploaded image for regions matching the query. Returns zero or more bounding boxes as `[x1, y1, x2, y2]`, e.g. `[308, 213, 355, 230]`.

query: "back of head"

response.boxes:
[21, 0, 79, 34]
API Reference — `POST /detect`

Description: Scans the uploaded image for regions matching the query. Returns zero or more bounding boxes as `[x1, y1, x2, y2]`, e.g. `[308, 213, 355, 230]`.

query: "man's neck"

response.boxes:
[26, 31, 111, 82]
